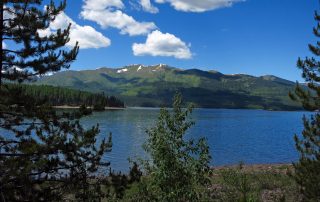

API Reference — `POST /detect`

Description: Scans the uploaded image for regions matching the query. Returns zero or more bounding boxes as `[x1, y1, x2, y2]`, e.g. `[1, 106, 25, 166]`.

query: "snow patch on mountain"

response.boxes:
[117, 68, 128, 73]
[137, 65, 143, 71]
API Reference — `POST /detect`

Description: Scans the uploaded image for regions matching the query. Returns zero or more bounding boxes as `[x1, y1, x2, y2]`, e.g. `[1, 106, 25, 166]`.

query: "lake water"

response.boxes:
[80, 108, 311, 172]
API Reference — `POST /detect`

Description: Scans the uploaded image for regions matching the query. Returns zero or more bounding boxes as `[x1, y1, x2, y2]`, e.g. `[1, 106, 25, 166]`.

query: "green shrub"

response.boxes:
[140, 93, 212, 201]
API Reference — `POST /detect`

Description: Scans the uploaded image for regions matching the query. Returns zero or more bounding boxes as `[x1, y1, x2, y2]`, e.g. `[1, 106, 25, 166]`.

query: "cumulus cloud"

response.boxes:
[38, 12, 111, 49]
[132, 30, 192, 59]
[81, 0, 157, 36]
[82, 0, 124, 10]
[81, 9, 156, 36]
[155, 0, 243, 12]
[140, 0, 159, 13]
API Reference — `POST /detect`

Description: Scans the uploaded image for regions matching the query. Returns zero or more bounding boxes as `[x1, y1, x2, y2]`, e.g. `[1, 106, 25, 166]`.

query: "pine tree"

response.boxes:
[0, 1, 112, 201]
[0, 0, 78, 84]
[289, 9, 320, 202]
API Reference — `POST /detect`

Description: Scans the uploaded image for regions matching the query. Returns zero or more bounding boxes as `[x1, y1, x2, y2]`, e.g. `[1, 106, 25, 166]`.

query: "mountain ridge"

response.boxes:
[37, 64, 301, 110]
[50, 64, 293, 82]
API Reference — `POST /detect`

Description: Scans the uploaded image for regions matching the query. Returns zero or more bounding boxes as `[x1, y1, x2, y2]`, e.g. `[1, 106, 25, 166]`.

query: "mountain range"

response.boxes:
[37, 64, 301, 110]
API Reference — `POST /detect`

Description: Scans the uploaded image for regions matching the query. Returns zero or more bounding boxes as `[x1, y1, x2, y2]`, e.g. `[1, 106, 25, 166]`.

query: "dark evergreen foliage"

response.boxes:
[1, 0, 78, 84]
[109, 171, 130, 199]
[13, 84, 125, 108]
[289, 9, 320, 202]
[0, 1, 117, 201]
[0, 83, 113, 201]
[128, 162, 142, 184]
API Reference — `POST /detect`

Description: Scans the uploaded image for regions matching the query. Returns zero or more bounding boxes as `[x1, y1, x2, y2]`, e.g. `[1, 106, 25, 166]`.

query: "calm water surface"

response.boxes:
[80, 108, 311, 172]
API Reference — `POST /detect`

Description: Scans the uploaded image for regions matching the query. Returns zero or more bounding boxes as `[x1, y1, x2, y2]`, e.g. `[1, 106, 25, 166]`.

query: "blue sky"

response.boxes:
[47, 0, 318, 81]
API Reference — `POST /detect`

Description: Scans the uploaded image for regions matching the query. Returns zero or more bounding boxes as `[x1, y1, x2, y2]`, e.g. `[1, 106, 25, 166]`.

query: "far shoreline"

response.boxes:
[53, 105, 125, 110]
[128, 106, 307, 112]
[52, 105, 308, 112]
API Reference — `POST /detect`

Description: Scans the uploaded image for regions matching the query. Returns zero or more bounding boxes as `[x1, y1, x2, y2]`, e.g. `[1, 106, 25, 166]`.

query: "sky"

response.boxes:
[35, 0, 320, 81]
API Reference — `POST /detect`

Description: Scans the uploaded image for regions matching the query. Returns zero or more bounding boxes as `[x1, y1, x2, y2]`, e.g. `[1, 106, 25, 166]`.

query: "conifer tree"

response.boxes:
[0, 0, 78, 84]
[289, 8, 320, 202]
[0, 1, 112, 201]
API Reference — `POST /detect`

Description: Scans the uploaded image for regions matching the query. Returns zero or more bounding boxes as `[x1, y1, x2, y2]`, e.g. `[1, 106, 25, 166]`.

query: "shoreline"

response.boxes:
[128, 106, 307, 112]
[53, 105, 308, 112]
[212, 163, 293, 173]
[53, 105, 125, 110]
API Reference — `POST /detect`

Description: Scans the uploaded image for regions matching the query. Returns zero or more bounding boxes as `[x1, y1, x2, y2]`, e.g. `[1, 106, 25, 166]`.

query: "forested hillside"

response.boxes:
[38, 64, 302, 110]
[10, 84, 124, 108]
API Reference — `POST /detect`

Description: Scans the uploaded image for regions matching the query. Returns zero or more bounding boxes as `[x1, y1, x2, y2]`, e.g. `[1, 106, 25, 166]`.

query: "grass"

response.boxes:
[54, 163, 301, 201]
[209, 164, 300, 202]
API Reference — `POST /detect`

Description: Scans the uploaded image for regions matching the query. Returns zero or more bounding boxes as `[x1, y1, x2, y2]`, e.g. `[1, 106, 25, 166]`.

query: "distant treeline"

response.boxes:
[9, 84, 125, 108]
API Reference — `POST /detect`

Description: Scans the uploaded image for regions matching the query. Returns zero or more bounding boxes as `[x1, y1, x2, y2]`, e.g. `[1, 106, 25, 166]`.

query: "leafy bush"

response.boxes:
[139, 93, 212, 201]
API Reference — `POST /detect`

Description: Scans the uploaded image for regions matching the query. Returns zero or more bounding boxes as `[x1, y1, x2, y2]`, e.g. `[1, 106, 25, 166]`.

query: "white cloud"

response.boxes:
[140, 0, 159, 13]
[81, 0, 157, 36]
[82, 0, 125, 10]
[38, 12, 111, 49]
[155, 0, 243, 12]
[132, 30, 192, 59]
